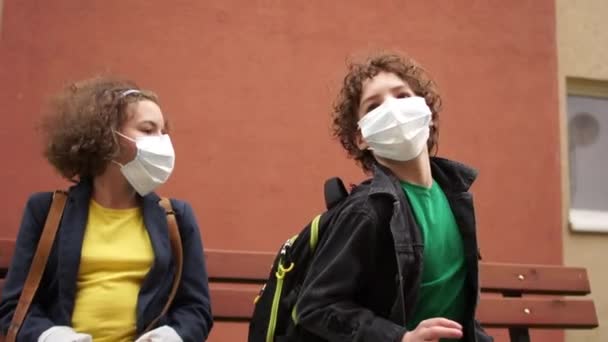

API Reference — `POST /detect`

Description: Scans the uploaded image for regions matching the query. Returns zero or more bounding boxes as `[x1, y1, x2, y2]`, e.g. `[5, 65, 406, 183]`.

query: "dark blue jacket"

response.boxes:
[0, 180, 213, 341]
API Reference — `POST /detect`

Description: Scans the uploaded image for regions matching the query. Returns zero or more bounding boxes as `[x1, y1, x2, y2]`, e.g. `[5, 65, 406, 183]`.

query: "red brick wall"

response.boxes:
[0, 1, 562, 341]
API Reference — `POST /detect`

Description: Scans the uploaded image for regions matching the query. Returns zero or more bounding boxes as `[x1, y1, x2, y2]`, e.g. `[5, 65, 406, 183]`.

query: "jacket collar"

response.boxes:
[429, 157, 478, 193]
[67, 178, 162, 204]
[368, 156, 478, 197]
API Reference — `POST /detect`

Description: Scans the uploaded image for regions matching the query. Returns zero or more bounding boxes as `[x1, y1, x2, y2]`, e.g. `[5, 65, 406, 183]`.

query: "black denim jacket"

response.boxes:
[294, 157, 493, 342]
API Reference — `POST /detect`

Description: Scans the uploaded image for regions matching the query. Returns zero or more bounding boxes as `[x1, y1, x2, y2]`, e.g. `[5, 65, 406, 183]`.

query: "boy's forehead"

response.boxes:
[361, 73, 412, 96]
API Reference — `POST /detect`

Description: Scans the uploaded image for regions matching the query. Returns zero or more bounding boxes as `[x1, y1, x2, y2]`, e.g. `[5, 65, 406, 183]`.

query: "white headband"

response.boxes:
[120, 89, 142, 97]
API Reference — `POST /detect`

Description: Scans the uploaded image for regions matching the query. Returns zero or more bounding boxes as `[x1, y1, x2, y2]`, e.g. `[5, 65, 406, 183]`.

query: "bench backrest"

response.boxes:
[0, 240, 599, 333]
[202, 249, 598, 329]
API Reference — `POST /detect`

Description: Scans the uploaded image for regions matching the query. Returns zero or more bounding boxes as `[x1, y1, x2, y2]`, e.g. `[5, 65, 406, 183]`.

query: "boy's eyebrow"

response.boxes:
[360, 94, 382, 109]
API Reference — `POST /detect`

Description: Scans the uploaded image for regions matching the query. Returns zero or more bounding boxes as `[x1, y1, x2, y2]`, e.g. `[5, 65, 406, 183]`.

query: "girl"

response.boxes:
[0, 77, 213, 342]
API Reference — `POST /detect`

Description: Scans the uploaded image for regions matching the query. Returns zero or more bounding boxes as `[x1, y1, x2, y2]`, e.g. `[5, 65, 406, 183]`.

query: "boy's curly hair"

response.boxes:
[332, 53, 442, 172]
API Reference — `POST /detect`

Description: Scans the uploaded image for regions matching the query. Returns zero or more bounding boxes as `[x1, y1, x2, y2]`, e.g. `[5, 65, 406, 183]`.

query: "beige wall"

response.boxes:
[557, 1, 608, 341]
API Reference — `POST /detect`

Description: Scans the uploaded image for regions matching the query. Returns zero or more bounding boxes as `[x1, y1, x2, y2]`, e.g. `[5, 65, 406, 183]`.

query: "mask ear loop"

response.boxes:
[113, 130, 136, 143]
[112, 131, 138, 168]
[111, 160, 125, 168]
[428, 119, 439, 156]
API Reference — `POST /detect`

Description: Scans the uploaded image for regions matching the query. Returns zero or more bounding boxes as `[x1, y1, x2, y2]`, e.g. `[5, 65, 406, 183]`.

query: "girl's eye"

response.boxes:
[366, 103, 379, 113]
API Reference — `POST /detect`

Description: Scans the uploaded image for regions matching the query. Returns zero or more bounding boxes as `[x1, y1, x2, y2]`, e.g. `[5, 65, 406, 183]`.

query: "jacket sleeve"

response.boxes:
[0, 192, 57, 342]
[167, 201, 213, 341]
[296, 208, 407, 342]
[474, 319, 494, 342]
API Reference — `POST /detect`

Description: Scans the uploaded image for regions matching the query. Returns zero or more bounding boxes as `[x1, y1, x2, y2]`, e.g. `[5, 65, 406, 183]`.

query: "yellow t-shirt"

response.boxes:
[71, 200, 154, 342]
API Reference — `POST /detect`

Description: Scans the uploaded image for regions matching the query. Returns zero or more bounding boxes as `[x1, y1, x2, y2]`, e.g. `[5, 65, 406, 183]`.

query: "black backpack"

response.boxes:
[247, 177, 351, 342]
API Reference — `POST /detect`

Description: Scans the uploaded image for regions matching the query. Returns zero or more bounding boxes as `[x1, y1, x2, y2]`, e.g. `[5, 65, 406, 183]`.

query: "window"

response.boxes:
[567, 78, 608, 232]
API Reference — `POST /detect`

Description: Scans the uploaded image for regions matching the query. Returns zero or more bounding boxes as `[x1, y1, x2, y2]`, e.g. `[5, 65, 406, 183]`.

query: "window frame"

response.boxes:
[567, 77, 608, 233]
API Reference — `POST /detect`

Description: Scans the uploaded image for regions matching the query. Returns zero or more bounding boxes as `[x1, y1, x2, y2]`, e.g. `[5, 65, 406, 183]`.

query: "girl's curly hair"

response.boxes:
[42, 76, 160, 181]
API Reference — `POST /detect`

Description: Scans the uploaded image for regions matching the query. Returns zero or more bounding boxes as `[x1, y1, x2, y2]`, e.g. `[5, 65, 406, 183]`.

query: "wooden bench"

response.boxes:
[0, 240, 599, 342]
[204, 249, 598, 342]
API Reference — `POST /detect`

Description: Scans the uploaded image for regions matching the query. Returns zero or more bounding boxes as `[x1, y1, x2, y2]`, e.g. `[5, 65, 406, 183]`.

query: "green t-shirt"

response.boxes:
[402, 180, 466, 340]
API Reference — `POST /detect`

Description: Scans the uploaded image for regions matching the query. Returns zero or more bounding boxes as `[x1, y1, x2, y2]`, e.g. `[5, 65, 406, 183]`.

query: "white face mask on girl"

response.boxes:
[358, 96, 432, 161]
[113, 131, 175, 196]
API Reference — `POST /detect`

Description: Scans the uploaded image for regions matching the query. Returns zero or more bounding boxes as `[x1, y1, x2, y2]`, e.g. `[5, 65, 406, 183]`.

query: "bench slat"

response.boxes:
[480, 263, 590, 295]
[210, 283, 261, 320]
[205, 249, 273, 281]
[209, 285, 599, 328]
[0, 280, 599, 329]
[477, 297, 598, 328]
[0, 243, 595, 297]
[204, 249, 592, 295]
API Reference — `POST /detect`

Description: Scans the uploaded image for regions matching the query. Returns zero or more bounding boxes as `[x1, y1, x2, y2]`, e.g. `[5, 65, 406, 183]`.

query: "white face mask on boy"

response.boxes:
[358, 96, 432, 161]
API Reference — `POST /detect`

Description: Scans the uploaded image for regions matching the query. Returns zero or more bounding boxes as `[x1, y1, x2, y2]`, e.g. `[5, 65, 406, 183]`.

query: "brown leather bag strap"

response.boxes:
[6, 191, 68, 342]
[143, 198, 183, 333]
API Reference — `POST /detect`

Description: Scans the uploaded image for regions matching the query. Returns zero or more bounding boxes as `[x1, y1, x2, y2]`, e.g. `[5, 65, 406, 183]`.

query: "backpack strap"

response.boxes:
[143, 198, 183, 333]
[6, 191, 68, 342]
[323, 177, 348, 210]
